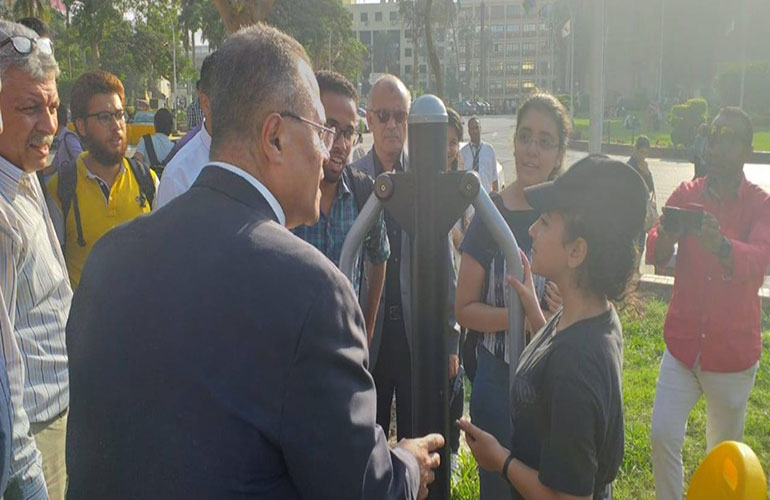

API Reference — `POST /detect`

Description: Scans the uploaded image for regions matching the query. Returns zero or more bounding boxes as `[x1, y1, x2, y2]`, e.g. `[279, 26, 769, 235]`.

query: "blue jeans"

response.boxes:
[469, 346, 512, 500]
[3, 471, 48, 500]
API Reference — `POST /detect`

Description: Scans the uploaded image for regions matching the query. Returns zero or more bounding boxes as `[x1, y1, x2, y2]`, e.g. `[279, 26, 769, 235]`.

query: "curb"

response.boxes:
[568, 140, 770, 164]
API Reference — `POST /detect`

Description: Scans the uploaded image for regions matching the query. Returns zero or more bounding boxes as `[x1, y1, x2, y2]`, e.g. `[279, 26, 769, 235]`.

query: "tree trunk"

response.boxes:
[212, 0, 275, 34]
[90, 40, 100, 68]
[423, 0, 443, 99]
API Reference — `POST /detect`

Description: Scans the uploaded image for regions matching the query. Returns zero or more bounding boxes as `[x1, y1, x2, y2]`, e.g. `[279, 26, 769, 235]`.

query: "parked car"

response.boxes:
[458, 100, 476, 116]
[127, 110, 156, 146]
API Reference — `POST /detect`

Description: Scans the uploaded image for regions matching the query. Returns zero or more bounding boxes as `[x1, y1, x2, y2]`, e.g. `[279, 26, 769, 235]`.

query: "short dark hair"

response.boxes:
[16, 17, 51, 39]
[718, 106, 753, 148]
[315, 70, 358, 104]
[154, 108, 173, 135]
[634, 135, 650, 149]
[57, 103, 68, 127]
[447, 107, 463, 142]
[209, 24, 310, 156]
[199, 50, 218, 95]
[70, 70, 125, 121]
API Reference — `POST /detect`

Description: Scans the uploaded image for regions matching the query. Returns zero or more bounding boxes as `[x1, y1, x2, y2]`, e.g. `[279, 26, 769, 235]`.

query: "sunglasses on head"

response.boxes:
[369, 108, 408, 124]
[0, 36, 53, 56]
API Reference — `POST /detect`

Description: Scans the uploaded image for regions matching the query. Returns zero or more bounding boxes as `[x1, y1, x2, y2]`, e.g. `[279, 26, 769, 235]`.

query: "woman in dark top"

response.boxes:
[459, 155, 648, 500]
[455, 93, 569, 499]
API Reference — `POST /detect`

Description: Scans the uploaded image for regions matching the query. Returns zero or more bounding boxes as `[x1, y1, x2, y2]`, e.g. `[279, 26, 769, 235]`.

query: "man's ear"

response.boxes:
[261, 113, 283, 165]
[199, 92, 212, 124]
[567, 236, 588, 270]
[75, 118, 86, 137]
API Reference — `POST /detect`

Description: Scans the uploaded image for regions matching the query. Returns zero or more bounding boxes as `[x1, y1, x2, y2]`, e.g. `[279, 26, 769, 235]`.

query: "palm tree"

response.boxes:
[212, 0, 274, 33]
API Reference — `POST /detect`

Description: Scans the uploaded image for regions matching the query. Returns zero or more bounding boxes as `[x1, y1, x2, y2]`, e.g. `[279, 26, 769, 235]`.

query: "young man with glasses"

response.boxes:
[293, 71, 389, 343]
[46, 70, 157, 290]
[647, 108, 770, 500]
[460, 116, 498, 193]
[0, 20, 69, 500]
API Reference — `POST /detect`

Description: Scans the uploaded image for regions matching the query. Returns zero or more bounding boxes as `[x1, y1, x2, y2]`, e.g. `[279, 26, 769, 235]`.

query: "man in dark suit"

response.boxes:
[65, 24, 443, 500]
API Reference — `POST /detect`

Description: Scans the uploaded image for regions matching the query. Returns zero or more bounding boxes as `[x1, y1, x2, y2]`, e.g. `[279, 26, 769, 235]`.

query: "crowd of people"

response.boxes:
[0, 15, 767, 500]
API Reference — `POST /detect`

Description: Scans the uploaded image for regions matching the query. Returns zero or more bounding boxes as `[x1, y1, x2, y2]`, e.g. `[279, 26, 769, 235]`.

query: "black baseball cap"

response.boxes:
[523, 154, 648, 237]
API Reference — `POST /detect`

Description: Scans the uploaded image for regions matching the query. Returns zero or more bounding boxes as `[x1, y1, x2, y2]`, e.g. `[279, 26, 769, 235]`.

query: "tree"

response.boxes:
[399, 0, 424, 89]
[212, 0, 274, 33]
[267, 0, 366, 83]
[70, 0, 125, 68]
[12, 0, 51, 20]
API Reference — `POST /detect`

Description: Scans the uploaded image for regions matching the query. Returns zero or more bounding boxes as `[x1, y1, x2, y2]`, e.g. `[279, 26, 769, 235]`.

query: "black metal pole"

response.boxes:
[408, 96, 450, 500]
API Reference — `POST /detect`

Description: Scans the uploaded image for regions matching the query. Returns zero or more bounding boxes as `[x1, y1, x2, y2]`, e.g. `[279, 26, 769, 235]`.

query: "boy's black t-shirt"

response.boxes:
[510, 307, 624, 500]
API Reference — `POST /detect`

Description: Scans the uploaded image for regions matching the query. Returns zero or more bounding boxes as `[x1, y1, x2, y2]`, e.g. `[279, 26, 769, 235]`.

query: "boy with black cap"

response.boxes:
[460, 155, 648, 500]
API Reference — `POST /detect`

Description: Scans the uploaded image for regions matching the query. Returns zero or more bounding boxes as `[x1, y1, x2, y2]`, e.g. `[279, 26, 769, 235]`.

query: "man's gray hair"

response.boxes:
[209, 23, 310, 155]
[0, 20, 59, 81]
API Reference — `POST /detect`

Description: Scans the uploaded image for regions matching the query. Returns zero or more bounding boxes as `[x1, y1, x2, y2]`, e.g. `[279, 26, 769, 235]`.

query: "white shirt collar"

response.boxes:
[199, 120, 212, 150]
[207, 161, 286, 226]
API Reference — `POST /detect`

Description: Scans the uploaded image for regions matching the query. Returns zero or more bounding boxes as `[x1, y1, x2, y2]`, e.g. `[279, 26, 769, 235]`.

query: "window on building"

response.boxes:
[507, 5, 521, 17]
[493, 43, 501, 53]
[524, 23, 537, 35]
[405, 65, 412, 74]
[390, 11, 399, 21]
[405, 47, 412, 57]
[419, 64, 427, 74]
[360, 12, 368, 22]
[523, 42, 536, 55]
[375, 12, 382, 21]
[506, 62, 520, 73]
[459, 62, 466, 73]
[507, 23, 520, 33]
[522, 62, 535, 74]
[506, 42, 520, 56]
[523, 80, 535, 89]
[359, 31, 372, 45]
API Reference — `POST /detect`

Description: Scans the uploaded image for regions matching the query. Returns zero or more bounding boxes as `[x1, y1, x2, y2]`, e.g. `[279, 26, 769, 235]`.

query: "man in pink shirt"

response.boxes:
[646, 107, 770, 500]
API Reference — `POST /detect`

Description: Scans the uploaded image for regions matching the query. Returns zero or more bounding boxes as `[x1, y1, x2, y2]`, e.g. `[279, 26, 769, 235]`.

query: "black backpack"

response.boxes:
[346, 165, 374, 213]
[345, 165, 376, 297]
[141, 134, 166, 178]
[57, 156, 155, 252]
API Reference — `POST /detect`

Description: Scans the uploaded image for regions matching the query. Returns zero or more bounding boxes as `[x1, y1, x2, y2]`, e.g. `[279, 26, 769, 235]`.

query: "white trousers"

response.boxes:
[650, 348, 758, 500]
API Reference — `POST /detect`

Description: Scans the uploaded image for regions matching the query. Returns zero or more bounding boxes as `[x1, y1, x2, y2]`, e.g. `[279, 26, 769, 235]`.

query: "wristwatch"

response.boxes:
[717, 236, 732, 261]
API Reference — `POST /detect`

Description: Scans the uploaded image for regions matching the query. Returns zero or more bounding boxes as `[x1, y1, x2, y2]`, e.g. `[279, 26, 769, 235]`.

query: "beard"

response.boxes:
[85, 135, 126, 166]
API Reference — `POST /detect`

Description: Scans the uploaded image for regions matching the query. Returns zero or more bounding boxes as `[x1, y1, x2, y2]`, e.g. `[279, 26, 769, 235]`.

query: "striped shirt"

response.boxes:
[0, 154, 71, 485]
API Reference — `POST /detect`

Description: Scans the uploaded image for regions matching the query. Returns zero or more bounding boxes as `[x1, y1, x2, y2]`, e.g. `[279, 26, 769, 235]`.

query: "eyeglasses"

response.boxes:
[328, 123, 360, 144]
[515, 130, 560, 151]
[280, 112, 336, 151]
[86, 110, 126, 126]
[369, 108, 408, 124]
[708, 124, 745, 148]
[0, 36, 53, 56]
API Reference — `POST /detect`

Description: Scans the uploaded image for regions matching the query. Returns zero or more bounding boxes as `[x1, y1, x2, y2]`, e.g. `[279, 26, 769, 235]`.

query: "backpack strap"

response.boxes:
[56, 152, 86, 251]
[127, 156, 156, 208]
[346, 165, 374, 213]
[142, 134, 161, 168]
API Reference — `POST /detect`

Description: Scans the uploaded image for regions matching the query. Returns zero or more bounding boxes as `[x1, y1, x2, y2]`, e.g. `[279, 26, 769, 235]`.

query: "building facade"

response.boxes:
[346, 0, 556, 110]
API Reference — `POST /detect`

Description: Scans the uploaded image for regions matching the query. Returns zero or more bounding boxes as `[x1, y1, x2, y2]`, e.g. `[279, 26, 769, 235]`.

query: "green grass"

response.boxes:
[451, 299, 770, 498]
[572, 117, 770, 152]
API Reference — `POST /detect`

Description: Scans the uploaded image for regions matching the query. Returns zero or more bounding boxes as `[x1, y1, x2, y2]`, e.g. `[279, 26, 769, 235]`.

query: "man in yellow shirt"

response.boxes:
[46, 71, 157, 289]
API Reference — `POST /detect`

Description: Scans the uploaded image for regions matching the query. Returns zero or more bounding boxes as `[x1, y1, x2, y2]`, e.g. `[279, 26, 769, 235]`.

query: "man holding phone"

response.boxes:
[646, 108, 770, 500]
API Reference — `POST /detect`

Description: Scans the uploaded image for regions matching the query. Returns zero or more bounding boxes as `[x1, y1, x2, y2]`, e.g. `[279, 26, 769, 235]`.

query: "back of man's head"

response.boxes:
[0, 20, 59, 82]
[57, 103, 68, 127]
[316, 70, 358, 104]
[209, 23, 310, 156]
[198, 50, 218, 97]
[16, 17, 52, 39]
[154, 108, 173, 135]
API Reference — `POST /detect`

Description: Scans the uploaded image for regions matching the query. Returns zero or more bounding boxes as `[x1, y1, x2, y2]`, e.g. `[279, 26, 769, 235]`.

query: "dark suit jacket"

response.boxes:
[65, 165, 420, 499]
